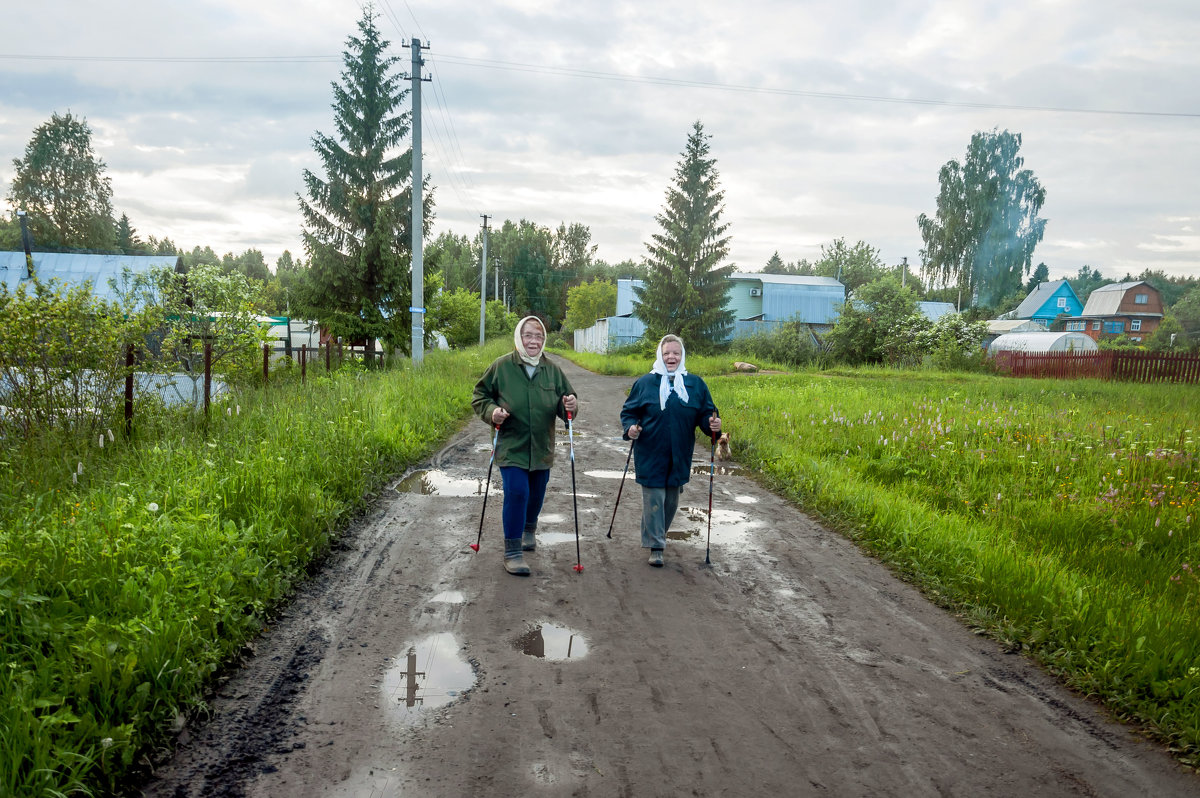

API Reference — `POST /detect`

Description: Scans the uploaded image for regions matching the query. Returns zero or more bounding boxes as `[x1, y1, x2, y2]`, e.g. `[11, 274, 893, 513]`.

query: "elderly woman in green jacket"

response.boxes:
[471, 316, 578, 575]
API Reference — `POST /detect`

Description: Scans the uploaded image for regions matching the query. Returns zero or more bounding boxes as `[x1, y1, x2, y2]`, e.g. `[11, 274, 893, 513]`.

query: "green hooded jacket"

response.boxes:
[471, 350, 576, 470]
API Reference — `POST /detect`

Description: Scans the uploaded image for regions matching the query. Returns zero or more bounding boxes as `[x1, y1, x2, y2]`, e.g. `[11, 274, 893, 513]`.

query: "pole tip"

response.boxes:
[469, 543, 480, 552]
[573, 563, 584, 573]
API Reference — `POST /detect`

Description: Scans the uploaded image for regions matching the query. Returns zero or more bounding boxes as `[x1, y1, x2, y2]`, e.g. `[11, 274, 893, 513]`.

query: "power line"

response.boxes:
[4, 51, 1197, 119]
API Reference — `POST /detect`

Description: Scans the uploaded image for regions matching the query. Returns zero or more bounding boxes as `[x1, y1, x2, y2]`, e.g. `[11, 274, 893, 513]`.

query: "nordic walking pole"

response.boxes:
[470, 424, 500, 552]
[567, 411, 583, 573]
[606, 438, 635, 539]
[705, 416, 717, 566]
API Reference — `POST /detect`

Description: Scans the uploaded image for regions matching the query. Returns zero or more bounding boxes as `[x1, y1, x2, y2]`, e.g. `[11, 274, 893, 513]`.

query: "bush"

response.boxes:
[731, 321, 825, 368]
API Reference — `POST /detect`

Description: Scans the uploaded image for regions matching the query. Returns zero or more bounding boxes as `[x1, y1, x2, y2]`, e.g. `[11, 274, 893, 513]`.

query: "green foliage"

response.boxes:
[297, 9, 431, 354]
[0, 344, 501, 796]
[719, 370, 1200, 765]
[825, 276, 920, 365]
[1172, 287, 1200, 350]
[1146, 314, 1189, 352]
[918, 128, 1047, 308]
[563, 279, 617, 334]
[923, 313, 989, 370]
[427, 230, 479, 294]
[0, 277, 147, 440]
[730, 320, 826, 369]
[428, 292, 514, 349]
[6, 111, 117, 251]
[811, 237, 891, 294]
[142, 264, 267, 402]
[635, 121, 735, 351]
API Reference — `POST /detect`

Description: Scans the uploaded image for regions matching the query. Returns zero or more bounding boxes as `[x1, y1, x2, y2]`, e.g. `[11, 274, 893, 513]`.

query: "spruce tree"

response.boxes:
[635, 121, 734, 350]
[297, 9, 432, 356]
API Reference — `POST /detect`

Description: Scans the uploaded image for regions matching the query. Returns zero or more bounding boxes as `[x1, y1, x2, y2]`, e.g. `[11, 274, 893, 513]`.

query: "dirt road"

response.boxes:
[141, 356, 1197, 797]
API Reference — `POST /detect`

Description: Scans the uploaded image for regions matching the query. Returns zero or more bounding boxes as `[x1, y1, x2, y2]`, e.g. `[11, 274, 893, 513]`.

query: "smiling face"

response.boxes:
[661, 340, 683, 372]
[520, 320, 545, 358]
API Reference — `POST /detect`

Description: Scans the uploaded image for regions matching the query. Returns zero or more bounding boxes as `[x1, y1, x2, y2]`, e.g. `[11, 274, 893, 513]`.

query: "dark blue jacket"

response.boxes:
[620, 372, 719, 488]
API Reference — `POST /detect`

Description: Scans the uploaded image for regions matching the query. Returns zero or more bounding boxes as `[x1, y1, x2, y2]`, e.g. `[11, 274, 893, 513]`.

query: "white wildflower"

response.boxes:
[106, 429, 114, 442]
[77, 462, 84, 475]
[99, 434, 104, 449]
[148, 502, 160, 513]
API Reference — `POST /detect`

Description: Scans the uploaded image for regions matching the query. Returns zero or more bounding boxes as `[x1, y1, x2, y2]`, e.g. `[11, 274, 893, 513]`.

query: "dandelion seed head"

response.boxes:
[148, 502, 159, 513]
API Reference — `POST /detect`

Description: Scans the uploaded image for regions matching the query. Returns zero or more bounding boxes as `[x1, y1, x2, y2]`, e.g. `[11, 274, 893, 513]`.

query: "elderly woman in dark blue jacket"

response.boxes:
[620, 334, 722, 567]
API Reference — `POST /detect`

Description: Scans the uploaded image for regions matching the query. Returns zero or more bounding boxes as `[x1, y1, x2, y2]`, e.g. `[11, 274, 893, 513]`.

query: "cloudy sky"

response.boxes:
[2, 0, 1199, 283]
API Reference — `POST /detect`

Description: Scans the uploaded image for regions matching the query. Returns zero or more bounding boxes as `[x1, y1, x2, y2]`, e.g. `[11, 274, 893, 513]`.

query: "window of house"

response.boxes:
[1135, 293, 1148, 304]
[1104, 321, 1124, 334]
[1131, 319, 1142, 331]
[1057, 297, 1067, 308]
[1092, 320, 1101, 330]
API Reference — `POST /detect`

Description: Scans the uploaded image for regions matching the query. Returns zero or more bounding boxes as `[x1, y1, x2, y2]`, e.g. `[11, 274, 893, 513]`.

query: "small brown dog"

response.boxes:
[714, 432, 731, 461]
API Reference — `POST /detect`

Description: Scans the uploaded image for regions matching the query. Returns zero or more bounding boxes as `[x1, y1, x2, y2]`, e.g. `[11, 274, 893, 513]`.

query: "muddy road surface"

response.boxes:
[142, 356, 1197, 797]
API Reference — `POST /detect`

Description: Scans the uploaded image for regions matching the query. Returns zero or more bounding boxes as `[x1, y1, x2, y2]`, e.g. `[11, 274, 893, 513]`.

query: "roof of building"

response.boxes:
[987, 319, 1046, 335]
[918, 301, 957, 322]
[0, 251, 180, 302]
[1080, 281, 1155, 317]
[1014, 279, 1073, 318]
[730, 272, 844, 288]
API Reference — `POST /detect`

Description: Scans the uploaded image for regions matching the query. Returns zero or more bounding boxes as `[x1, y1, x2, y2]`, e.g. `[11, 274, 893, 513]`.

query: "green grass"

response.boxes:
[711, 367, 1200, 765]
[0, 342, 506, 797]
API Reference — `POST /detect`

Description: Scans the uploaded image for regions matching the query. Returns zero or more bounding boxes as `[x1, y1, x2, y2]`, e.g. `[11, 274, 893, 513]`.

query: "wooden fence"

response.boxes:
[992, 350, 1200, 384]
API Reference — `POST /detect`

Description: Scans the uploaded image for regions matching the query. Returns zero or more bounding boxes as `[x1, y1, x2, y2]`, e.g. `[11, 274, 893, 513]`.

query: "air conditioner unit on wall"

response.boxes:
[749, 288, 762, 297]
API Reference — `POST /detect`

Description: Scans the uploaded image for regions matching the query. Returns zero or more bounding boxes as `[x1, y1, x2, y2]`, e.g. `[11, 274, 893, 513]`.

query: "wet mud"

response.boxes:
[140, 356, 1198, 797]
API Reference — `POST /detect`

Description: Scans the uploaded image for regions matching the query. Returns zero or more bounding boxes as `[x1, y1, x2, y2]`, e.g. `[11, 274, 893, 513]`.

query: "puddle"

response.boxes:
[429, 590, 465, 604]
[672, 506, 762, 546]
[584, 469, 632, 479]
[394, 469, 498, 497]
[514, 623, 589, 660]
[382, 632, 474, 724]
[529, 531, 579, 546]
[733, 495, 757, 504]
[690, 464, 741, 476]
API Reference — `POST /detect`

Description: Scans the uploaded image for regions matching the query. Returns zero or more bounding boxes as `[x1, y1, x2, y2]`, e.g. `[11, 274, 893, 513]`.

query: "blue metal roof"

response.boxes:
[0, 251, 180, 302]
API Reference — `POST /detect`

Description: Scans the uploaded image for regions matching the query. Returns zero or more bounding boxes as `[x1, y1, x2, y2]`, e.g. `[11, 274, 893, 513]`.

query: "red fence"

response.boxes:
[992, 350, 1200, 384]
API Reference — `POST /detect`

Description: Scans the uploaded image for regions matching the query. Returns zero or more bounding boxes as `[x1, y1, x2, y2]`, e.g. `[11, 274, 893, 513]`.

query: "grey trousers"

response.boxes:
[640, 485, 682, 550]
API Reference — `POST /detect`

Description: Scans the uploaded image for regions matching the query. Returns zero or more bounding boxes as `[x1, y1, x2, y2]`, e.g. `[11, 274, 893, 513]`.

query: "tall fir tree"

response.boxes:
[297, 9, 433, 355]
[635, 121, 734, 350]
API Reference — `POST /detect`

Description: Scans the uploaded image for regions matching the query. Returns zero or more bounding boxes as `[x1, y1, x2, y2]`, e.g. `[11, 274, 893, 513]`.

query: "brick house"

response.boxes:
[1068, 281, 1163, 343]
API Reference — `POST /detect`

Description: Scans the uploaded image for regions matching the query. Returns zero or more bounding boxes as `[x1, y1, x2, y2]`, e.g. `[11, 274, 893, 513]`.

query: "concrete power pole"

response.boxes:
[479, 215, 490, 345]
[408, 38, 430, 365]
[901, 256, 907, 289]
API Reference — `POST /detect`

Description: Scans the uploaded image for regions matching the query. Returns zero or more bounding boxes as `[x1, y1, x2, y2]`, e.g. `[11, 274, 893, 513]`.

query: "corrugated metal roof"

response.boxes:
[918, 301, 957, 322]
[1080, 281, 1147, 317]
[730, 272, 844, 288]
[0, 251, 179, 302]
[988, 319, 1046, 335]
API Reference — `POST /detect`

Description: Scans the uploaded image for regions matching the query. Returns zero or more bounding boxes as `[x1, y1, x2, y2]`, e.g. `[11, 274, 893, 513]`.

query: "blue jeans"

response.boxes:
[499, 467, 550, 540]
[640, 485, 682, 550]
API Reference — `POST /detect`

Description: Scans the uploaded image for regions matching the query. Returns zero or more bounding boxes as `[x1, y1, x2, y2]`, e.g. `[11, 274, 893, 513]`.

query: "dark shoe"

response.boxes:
[648, 549, 664, 567]
[521, 525, 537, 551]
[504, 538, 531, 576]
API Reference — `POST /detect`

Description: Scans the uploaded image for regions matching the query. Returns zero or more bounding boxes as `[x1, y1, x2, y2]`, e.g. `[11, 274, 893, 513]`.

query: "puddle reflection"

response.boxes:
[394, 470, 499, 497]
[382, 632, 474, 724]
[584, 469, 632, 479]
[514, 623, 589, 660]
[690, 464, 741, 476]
[429, 590, 465, 604]
[673, 506, 762, 546]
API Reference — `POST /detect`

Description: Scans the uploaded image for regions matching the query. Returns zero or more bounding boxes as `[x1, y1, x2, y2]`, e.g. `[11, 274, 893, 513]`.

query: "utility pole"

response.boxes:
[901, 256, 907, 290]
[479, 215, 490, 345]
[17, 210, 33, 278]
[494, 259, 499, 302]
[407, 38, 431, 365]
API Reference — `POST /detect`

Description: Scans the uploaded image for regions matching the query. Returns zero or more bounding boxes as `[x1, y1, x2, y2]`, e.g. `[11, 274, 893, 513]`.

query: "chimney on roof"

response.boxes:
[16, 210, 34, 279]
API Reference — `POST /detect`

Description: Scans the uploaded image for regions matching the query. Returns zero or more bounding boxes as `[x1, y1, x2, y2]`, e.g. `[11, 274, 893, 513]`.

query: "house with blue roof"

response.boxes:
[1011, 280, 1083, 327]
[0, 251, 182, 303]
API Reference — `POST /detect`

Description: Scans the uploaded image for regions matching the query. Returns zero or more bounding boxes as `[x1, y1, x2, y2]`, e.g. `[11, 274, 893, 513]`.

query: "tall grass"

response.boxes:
[0, 343, 504, 797]
[715, 368, 1200, 764]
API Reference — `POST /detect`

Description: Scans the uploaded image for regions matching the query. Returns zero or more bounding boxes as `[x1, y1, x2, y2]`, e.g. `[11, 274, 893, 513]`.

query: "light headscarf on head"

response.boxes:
[650, 334, 689, 410]
[513, 316, 547, 368]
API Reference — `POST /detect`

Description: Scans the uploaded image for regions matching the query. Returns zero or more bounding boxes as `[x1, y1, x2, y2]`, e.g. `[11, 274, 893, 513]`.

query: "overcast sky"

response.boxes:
[2, 0, 1198, 284]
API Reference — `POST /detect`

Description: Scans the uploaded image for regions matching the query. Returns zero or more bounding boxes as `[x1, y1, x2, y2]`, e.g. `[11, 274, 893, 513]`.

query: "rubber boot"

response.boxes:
[521, 523, 537, 552]
[504, 538, 531, 576]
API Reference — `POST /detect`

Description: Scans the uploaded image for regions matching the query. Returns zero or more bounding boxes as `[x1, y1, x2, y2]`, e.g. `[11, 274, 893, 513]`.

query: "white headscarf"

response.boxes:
[513, 316, 547, 368]
[650, 334, 689, 410]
